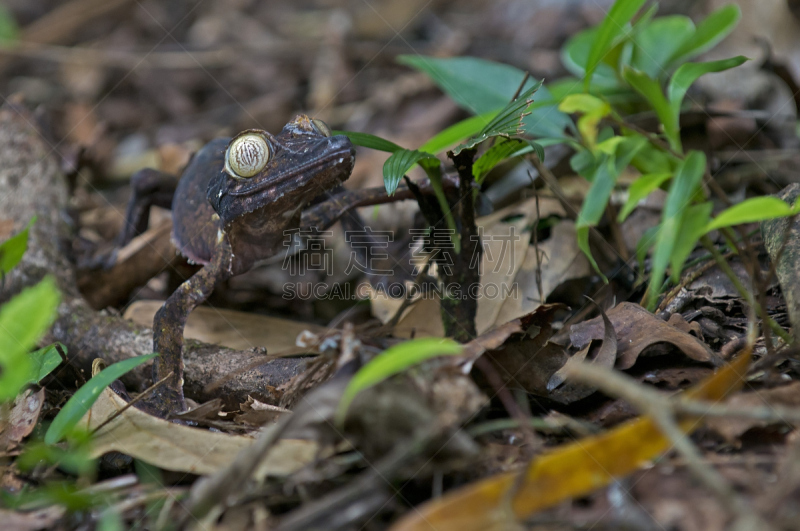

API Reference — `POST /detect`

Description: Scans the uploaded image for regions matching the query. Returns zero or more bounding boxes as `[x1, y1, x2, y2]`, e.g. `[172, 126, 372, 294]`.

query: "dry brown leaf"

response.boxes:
[495, 219, 590, 324]
[667, 313, 703, 338]
[124, 301, 327, 352]
[78, 386, 316, 476]
[476, 304, 569, 398]
[706, 381, 800, 442]
[235, 396, 291, 426]
[548, 305, 617, 402]
[0, 388, 45, 455]
[375, 196, 566, 338]
[0, 506, 65, 531]
[569, 302, 715, 369]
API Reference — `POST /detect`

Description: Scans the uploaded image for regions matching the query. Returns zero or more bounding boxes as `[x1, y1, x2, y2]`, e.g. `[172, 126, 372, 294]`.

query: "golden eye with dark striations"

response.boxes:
[225, 133, 270, 178]
[312, 119, 332, 137]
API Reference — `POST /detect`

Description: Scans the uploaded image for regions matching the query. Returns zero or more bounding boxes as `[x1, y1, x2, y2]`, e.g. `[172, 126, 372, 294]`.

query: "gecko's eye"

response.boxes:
[311, 119, 332, 137]
[225, 133, 270, 179]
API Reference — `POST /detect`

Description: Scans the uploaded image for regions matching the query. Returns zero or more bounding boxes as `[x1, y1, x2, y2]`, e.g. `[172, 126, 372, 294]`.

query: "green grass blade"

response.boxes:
[333, 131, 403, 153]
[45, 353, 158, 444]
[335, 338, 462, 425]
[646, 150, 706, 308]
[669, 202, 713, 283]
[420, 110, 500, 154]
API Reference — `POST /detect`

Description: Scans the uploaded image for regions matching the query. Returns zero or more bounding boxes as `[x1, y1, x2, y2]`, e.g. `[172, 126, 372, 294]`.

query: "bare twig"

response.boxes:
[532, 181, 545, 304]
[183, 411, 296, 524]
[91, 371, 174, 435]
[563, 361, 773, 529]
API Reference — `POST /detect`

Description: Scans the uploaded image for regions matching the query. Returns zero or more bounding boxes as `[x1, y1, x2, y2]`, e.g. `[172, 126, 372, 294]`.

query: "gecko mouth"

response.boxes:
[228, 148, 354, 197]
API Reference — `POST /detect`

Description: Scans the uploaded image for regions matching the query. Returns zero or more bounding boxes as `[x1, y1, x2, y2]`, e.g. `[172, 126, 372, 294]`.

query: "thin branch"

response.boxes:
[91, 371, 174, 435]
[563, 361, 773, 529]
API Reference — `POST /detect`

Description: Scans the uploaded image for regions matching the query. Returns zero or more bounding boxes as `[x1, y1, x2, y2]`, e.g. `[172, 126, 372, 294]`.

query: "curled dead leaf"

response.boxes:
[547, 303, 617, 403]
[569, 302, 716, 369]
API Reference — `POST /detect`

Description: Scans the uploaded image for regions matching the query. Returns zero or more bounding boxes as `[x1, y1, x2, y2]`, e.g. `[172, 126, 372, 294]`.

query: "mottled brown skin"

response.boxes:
[145, 115, 355, 416]
[114, 115, 460, 417]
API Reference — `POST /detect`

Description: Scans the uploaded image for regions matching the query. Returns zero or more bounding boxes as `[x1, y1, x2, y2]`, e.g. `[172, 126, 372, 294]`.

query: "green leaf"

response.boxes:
[419, 158, 460, 248]
[584, 0, 647, 91]
[473, 139, 529, 183]
[452, 81, 542, 155]
[578, 134, 647, 223]
[547, 76, 631, 103]
[596, 136, 626, 155]
[382, 149, 439, 196]
[669, 5, 742, 65]
[631, 16, 695, 79]
[613, 134, 647, 173]
[575, 154, 623, 282]
[98, 509, 124, 531]
[529, 140, 546, 163]
[649, 215, 680, 304]
[0, 5, 18, 46]
[562, 29, 619, 88]
[335, 338, 462, 425]
[559, 94, 611, 149]
[333, 130, 403, 153]
[636, 223, 660, 277]
[397, 55, 532, 113]
[618, 172, 672, 222]
[576, 227, 607, 283]
[631, 140, 677, 174]
[28, 343, 64, 385]
[0, 276, 60, 402]
[704, 196, 797, 233]
[17, 438, 95, 477]
[664, 150, 707, 220]
[667, 56, 748, 129]
[0, 217, 35, 276]
[45, 353, 158, 444]
[670, 202, 713, 282]
[623, 67, 680, 152]
[577, 156, 616, 230]
[646, 150, 706, 308]
[397, 55, 571, 138]
[420, 110, 500, 154]
[570, 148, 597, 177]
